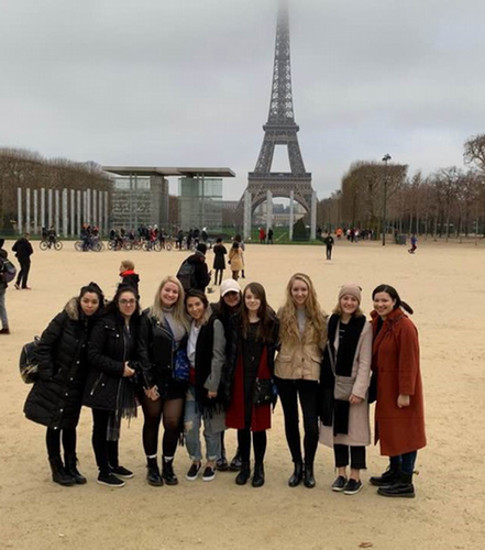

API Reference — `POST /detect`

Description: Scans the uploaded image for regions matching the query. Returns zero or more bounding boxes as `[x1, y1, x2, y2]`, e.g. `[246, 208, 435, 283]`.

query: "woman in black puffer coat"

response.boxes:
[24, 282, 105, 486]
[83, 284, 141, 488]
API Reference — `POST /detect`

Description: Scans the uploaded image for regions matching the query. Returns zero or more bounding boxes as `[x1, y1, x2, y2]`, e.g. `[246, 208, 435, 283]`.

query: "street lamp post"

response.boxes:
[382, 153, 391, 246]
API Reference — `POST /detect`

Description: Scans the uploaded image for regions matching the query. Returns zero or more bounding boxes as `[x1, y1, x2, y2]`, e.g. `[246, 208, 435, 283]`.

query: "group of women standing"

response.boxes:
[24, 272, 426, 498]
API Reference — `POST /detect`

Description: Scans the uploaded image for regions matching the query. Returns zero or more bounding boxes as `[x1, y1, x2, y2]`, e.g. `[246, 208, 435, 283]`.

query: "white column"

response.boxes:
[62, 189, 68, 237]
[48, 188, 53, 228]
[77, 190, 82, 236]
[265, 190, 273, 234]
[70, 189, 75, 237]
[55, 189, 60, 235]
[243, 190, 252, 240]
[93, 189, 98, 228]
[17, 187, 22, 234]
[289, 190, 294, 241]
[98, 191, 103, 233]
[26, 188, 31, 233]
[33, 189, 38, 234]
[104, 191, 108, 235]
[40, 188, 46, 230]
[310, 191, 317, 240]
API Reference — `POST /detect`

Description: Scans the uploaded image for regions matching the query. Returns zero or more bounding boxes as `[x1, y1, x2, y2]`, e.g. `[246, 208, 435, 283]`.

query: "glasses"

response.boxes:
[119, 299, 136, 306]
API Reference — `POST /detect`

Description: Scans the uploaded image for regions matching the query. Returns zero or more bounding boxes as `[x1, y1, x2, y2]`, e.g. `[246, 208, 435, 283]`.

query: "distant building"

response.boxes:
[178, 177, 222, 231]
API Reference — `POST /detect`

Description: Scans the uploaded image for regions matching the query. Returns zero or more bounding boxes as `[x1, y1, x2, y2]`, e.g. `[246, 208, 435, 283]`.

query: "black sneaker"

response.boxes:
[331, 475, 347, 492]
[110, 465, 134, 479]
[202, 466, 216, 482]
[344, 479, 363, 495]
[186, 462, 202, 481]
[229, 451, 242, 471]
[97, 472, 125, 488]
[216, 457, 229, 471]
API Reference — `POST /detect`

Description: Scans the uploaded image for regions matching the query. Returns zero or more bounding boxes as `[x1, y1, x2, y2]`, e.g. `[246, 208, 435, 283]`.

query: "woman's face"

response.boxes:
[223, 291, 241, 309]
[373, 291, 396, 319]
[118, 291, 137, 319]
[245, 289, 261, 314]
[80, 292, 100, 317]
[160, 281, 179, 308]
[290, 279, 309, 307]
[340, 294, 359, 316]
[186, 296, 206, 322]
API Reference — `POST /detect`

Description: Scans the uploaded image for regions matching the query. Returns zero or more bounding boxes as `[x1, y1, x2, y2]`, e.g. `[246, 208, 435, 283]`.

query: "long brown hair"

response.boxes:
[278, 273, 327, 347]
[241, 282, 275, 342]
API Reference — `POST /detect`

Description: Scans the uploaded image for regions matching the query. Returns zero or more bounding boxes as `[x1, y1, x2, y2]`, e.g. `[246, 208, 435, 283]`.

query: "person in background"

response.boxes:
[408, 234, 418, 254]
[0, 249, 11, 334]
[225, 282, 279, 488]
[267, 228, 274, 244]
[233, 234, 246, 278]
[369, 284, 426, 498]
[119, 259, 140, 293]
[24, 283, 105, 485]
[228, 242, 244, 281]
[275, 273, 327, 489]
[12, 232, 33, 290]
[184, 290, 226, 482]
[212, 238, 227, 286]
[319, 284, 372, 495]
[323, 232, 335, 260]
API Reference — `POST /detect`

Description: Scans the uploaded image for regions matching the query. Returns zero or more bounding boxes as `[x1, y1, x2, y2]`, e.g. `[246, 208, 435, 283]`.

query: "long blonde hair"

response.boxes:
[149, 276, 190, 330]
[278, 273, 327, 346]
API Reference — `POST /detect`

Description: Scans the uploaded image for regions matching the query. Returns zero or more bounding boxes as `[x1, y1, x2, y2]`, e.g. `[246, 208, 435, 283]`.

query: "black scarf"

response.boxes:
[320, 314, 366, 435]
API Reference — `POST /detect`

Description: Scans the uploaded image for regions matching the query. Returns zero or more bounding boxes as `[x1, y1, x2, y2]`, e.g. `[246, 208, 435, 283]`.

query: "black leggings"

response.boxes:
[237, 429, 267, 465]
[139, 394, 184, 458]
[16, 258, 31, 288]
[45, 427, 76, 459]
[214, 269, 223, 285]
[334, 444, 366, 470]
[91, 409, 120, 475]
[275, 377, 320, 465]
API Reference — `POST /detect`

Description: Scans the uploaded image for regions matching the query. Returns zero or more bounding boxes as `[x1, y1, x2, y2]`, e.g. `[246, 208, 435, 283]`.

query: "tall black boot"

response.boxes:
[252, 462, 265, 488]
[64, 453, 87, 484]
[49, 456, 75, 486]
[303, 462, 316, 489]
[288, 460, 303, 487]
[162, 457, 178, 485]
[146, 457, 163, 487]
[235, 462, 251, 485]
[377, 472, 415, 498]
[369, 466, 402, 487]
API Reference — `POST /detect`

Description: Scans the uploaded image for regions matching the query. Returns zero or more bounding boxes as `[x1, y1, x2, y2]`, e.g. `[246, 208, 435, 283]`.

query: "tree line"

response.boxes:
[0, 148, 112, 231]
[317, 134, 485, 239]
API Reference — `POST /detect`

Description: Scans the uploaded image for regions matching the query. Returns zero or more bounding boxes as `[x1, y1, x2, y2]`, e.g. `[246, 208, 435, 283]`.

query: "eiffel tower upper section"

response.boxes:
[247, 0, 313, 211]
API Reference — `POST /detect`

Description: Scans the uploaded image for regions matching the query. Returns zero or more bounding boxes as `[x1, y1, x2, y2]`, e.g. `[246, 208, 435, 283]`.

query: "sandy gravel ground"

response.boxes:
[1, 238, 484, 550]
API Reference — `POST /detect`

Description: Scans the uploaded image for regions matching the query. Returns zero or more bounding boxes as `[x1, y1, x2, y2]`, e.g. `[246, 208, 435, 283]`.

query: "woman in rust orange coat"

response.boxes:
[369, 284, 426, 498]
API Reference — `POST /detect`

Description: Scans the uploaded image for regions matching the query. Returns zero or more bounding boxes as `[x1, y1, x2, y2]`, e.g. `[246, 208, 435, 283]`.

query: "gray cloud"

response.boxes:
[1, 0, 484, 199]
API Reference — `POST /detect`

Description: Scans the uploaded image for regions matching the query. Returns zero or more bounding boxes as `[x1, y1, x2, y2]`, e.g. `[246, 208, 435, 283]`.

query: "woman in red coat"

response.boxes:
[369, 284, 426, 498]
[225, 282, 278, 488]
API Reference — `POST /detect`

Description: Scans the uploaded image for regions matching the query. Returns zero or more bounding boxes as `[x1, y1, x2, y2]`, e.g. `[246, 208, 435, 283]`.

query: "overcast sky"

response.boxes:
[1, 0, 484, 200]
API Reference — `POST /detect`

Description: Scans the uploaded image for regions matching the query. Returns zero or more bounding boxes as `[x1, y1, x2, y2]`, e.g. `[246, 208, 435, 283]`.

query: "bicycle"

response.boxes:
[74, 238, 103, 252]
[39, 239, 63, 251]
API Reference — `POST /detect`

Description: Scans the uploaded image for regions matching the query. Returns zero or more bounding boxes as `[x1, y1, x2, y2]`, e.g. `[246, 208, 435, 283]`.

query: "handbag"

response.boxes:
[173, 348, 190, 382]
[19, 337, 40, 384]
[326, 342, 353, 401]
[253, 378, 275, 406]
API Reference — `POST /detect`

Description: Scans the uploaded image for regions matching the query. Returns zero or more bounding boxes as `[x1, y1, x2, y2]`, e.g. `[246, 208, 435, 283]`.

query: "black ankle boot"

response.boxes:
[288, 460, 303, 487]
[64, 453, 87, 484]
[252, 462, 265, 488]
[162, 457, 178, 485]
[369, 466, 401, 487]
[303, 463, 316, 488]
[49, 456, 76, 486]
[377, 473, 415, 498]
[235, 462, 250, 485]
[147, 458, 163, 487]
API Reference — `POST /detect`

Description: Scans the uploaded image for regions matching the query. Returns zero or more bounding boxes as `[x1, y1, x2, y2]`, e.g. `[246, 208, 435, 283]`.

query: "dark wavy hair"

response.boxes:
[241, 282, 275, 342]
[372, 284, 413, 314]
[107, 284, 141, 318]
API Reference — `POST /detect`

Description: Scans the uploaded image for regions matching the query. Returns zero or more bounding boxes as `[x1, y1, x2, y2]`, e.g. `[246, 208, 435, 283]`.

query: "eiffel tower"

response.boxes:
[239, 0, 317, 240]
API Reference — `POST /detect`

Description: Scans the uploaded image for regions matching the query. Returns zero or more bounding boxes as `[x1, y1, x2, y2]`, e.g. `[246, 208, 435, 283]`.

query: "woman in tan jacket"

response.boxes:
[319, 284, 372, 495]
[275, 273, 327, 488]
[228, 242, 244, 281]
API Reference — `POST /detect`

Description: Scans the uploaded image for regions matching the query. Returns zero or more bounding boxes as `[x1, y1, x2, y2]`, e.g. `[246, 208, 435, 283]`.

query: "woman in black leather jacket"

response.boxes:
[24, 282, 104, 486]
[83, 284, 141, 488]
[138, 276, 190, 486]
